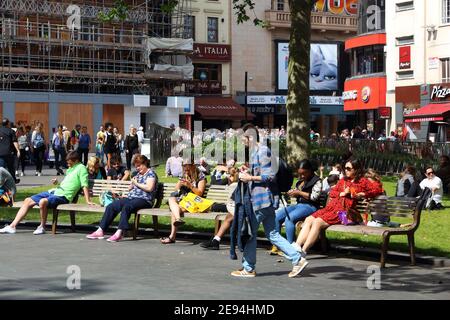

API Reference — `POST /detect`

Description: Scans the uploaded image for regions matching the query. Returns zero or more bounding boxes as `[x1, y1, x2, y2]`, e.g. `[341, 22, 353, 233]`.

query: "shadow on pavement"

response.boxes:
[0, 276, 107, 300]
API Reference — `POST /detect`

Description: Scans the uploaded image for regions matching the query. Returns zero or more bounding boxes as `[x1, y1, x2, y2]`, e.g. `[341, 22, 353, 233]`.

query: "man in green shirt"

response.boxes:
[0, 151, 95, 235]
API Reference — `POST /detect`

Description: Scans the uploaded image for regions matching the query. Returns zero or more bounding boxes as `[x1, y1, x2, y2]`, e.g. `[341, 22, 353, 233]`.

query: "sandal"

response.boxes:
[173, 219, 186, 227]
[160, 236, 176, 244]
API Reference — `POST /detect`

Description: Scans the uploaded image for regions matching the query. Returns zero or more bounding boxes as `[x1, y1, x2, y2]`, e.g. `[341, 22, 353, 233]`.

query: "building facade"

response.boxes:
[385, 0, 450, 142]
[231, 0, 359, 136]
[0, 0, 194, 146]
[184, 0, 253, 130]
[343, 0, 386, 136]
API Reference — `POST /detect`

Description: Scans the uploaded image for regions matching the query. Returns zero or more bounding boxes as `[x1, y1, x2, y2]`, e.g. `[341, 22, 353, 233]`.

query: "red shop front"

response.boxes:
[343, 76, 387, 134]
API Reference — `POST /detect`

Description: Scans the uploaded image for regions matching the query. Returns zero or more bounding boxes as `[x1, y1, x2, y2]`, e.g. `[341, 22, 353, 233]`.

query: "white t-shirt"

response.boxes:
[420, 176, 443, 204]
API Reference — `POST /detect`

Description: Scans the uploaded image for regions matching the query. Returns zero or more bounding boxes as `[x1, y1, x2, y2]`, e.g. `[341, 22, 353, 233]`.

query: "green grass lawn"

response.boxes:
[1, 168, 449, 258]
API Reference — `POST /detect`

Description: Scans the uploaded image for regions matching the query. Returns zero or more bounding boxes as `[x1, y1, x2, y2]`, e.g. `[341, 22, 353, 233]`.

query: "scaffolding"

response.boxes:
[0, 0, 193, 95]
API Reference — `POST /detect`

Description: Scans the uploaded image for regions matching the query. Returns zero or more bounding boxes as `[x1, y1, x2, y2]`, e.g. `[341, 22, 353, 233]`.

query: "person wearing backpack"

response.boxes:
[229, 124, 304, 278]
[272, 160, 322, 253]
[31, 123, 46, 176]
[52, 125, 67, 176]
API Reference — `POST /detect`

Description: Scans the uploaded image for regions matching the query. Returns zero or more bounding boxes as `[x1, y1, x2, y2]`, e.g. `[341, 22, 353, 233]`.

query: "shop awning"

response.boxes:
[195, 96, 255, 120]
[404, 103, 450, 122]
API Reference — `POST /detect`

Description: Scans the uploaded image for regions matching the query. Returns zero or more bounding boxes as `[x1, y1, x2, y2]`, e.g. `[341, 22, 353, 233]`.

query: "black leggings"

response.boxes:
[54, 148, 66, 171]
[33, 146, 45, 173]
[19, 148, 27, 172]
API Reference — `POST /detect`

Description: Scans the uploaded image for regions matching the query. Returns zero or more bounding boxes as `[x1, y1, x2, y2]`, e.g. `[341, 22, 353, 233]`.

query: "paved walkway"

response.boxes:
[0, 231, 448, 300]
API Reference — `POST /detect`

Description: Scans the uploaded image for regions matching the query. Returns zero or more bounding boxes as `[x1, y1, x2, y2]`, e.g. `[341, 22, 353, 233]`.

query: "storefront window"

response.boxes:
[188, 64, 222, 94]
[355, 45, 385, 76]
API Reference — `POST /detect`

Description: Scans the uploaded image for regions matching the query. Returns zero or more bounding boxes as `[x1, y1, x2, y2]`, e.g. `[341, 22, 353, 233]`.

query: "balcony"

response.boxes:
[264, 10, 358, 33]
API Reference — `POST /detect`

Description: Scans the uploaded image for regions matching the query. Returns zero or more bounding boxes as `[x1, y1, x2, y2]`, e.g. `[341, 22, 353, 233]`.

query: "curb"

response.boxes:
[3, 220, 449, 268]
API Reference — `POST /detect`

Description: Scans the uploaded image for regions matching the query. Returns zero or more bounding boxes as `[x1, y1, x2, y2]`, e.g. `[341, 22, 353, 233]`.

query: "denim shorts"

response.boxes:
[30, 191, 69, 209]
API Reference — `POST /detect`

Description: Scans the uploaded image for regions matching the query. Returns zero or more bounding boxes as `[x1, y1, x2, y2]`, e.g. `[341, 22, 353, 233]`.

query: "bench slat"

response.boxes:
[327, 224, 408, 236]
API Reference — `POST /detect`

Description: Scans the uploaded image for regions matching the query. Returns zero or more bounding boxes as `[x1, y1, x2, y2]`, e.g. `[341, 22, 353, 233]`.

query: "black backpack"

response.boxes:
[273, 157, 294, 194]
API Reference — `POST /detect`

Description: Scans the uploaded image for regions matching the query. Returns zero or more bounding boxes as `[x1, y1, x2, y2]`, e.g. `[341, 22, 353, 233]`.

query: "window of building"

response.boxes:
[207, 17, 218, 43]
[444, 0, 450, 24]
[396, 35, 414, 46]
[189, 63, 222, 94]
[184, 15, 195, 40]
[355, 45, 385, 75]
[40, 23, 51, 39]
[1, 18, 17, 37]
[80, 22, 99, 42]
[396, 1, 414, 11]
[277, 0, 285, 11]
[442, 58, 450, 82]
[396, 70, 414, 80]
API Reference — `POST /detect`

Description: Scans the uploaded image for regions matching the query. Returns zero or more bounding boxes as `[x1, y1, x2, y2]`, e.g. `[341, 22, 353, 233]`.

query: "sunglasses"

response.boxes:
[426, 172, 434, 175]
[345, 167, 354, 171]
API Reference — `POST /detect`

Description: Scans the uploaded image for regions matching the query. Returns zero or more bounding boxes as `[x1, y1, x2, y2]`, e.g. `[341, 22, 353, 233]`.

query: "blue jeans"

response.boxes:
[242, 206, 301, 272]
[275, 203, 317, 243]
[99, 197, 151, 231]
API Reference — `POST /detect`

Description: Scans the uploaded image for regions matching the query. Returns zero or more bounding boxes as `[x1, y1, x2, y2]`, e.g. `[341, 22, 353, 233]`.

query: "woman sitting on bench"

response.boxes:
[86, 155, 157, 242]
[161, 162, 206, 244]
[292, 159, 382, 274]
[272, 159, 322, 253]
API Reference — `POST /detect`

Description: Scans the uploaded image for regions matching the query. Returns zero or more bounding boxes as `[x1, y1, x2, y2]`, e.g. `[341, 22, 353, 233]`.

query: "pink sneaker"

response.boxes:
[106, 233, 123, 242]
[86, 230, 104, 240]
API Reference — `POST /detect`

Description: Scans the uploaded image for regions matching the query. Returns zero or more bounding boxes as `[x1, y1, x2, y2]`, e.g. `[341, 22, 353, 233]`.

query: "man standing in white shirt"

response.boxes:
[420, 167, 444, 210]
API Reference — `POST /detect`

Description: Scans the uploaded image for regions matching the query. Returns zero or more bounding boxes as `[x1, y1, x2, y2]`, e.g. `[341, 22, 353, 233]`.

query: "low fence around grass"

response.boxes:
[142, 125, 448, 175]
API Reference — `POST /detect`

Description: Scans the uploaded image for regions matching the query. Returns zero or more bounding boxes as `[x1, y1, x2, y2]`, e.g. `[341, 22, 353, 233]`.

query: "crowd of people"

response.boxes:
[0, 118, 146, 183]
[0, 121, 447, 278]
[310, 126, 404, 143]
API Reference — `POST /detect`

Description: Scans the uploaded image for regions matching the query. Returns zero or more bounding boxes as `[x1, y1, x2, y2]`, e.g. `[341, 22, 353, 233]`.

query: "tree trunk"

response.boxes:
[286, 0, 314, 166]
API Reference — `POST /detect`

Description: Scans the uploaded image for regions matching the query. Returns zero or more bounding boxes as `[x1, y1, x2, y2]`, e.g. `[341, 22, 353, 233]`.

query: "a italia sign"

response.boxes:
[193, 44, 231, 61]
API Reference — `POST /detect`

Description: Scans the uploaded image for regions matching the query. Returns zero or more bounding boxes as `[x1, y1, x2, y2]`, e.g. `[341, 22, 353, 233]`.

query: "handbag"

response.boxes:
[179, 192, 214, 214]
[338, 181, 363, 225]
[99, 191, 119, 207]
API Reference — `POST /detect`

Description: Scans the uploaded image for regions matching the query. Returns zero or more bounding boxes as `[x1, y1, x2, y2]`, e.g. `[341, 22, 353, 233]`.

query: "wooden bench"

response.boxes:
[54, 179, 137, 235]
[319, 195, 425, 268]
[134, 183, 230, 238]
[48, 180, 231, 239]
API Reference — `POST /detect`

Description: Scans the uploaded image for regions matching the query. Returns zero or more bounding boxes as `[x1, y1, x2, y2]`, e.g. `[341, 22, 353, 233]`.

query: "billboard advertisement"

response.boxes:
[277, 42, 339, 92]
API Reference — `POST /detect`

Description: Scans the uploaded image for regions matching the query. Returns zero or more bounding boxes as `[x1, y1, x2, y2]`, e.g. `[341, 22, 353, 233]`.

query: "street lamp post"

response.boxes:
[244, 71, 248, 123]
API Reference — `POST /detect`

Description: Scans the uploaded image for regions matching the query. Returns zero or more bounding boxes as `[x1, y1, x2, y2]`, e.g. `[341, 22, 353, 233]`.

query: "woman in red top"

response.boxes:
[292, 159, 383, 274]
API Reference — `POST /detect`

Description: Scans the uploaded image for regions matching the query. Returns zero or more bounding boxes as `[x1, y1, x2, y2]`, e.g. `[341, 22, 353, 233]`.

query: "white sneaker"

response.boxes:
[33, 226, 46, 235]
[291, 242, 303, 253]
[15, 170, 18, 175]
[289, 257, 309, 278]
[37, 172, 42, 177]
[367, 221, 385, 228]
[35, 172, 39, 176]
[0, 224, 16, 234]
[20, 172, 24, 177]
